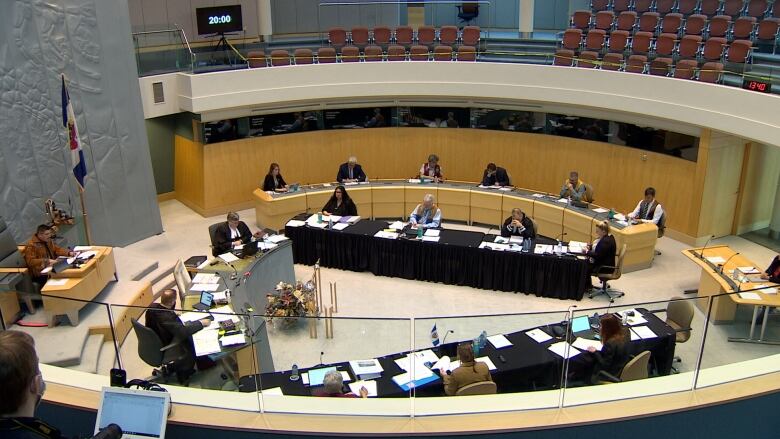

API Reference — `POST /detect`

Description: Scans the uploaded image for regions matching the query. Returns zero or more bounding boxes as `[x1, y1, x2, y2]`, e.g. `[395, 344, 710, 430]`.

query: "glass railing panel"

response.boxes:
[561, 296, 709, 407]
[412, 311, 567, 415]
[133, 29, 194, 76]
[696, 287, 780, 389]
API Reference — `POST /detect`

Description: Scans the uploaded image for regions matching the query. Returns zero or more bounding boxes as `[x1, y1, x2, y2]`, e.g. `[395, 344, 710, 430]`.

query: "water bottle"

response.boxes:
[417, 226, 423, 239]
[608, 208, 615, 220]
[290, 364, 300, 381]
[556, 240, 563, 255]
[318, 212, 323, 223]
[478, 331, 487, 350]
[328, 216, 333, 228]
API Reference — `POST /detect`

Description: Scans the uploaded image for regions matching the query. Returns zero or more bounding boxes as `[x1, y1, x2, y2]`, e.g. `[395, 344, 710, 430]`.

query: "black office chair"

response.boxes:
[131, 318, 187, 383]
[457, 3, 479, 25]
[208, 222, 221, 257]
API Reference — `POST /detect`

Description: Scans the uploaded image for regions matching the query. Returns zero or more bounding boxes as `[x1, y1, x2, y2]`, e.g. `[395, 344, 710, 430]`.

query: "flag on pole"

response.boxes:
[61, 75, 87, 188]
[430, 323, 440, 347]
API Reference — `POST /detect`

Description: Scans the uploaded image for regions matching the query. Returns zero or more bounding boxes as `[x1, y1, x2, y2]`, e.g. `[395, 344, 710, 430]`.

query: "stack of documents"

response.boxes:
[487, 334, 512, 349]
[220, 333, 246, 347]
[421, 236, 440, 242]
[349, 359, 384, 380]
[531, 193, 545, 198]
[478, 185, 500, 189]
[192, 273, 219, 284]
[258, 242, 278, 251]
[592, 208, 609, 213]
[629, 326, 658, 340]
[374, 230, 399, 239]
[424, 229, 440, 237]
[568, 241, 588, 254]
[285, 219, 306, 228]
[509, 236, 524, 244]
[192, 329, 221, 356]
[479, 242, 509, 251]
[557, 198, 569, 204]
[211, 305, 240, 323]
[331, 223, 350, 231]
[738, 291, 762, 300]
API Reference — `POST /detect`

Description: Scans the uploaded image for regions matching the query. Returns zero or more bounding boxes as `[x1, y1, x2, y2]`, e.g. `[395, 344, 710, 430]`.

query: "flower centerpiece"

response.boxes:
[265, 280, 317, 328]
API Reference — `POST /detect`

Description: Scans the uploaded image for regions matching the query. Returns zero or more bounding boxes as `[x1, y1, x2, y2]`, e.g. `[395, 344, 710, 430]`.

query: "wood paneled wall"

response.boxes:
[174, 135, 205, 212]
[177, 128, 704, 236]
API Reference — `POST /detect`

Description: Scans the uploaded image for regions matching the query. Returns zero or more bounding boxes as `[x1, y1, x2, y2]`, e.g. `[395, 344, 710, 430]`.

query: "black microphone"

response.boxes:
[698, 234, 716, 259]
[561, 201, 569, 241]
[92, 424, 122, 439]
[719, 252, 740, 274]
[227, 261, 238, 280]
[442, 330, 455, 344]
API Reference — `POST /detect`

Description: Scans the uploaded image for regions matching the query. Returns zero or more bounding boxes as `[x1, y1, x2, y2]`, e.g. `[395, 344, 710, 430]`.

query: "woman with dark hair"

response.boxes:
[440, 342, 492, 396]
[263, 162, 288, 192]
[322, 185, 357, 217]
[586, 314, 630, 382]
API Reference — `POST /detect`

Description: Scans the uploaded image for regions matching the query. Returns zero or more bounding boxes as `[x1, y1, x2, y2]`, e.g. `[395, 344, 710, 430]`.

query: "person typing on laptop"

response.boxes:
[23, 224, 76, 286]
[212, 212, 264, 256]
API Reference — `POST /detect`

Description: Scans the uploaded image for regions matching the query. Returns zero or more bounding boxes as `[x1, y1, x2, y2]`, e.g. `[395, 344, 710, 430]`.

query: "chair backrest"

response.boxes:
[650, 58, 672, 76]
[657, 211, 667, 237]
[246, 50, 266, 68]
[364, 45, 383, 61]
[462, 26, 481, 46]
[757, 17, 780, 40]
[457, 45, 477, 61]
[631, 31, 653, 54]
[208, 222, 221, 256]
[608, 30, 630, 52]
[667, 297, 694, 343]
[678, 35, 703, 58]
[572, 11, 593, 30]
[132, 317, 164, 367]
[591, 0, 609, 11]
[417, 26, 436, 46]
[619, 351, 651, 382]
[656, 33, 677, 56]
[433, 45, 453, 61]
[317, 47, 337, 63]
[328, 27, 347, 47]
[410, 45, 430, 61]
[702, 37, 727, 61]
[387, 45, 407, 61]
[341, 46, 360, 62]
[173, 259, 191, 302]
[698, 61, 724, 82]
[595, 10, 615, 31]
[661, 13, 684, 34]
[585, 29, 606, 50]
[626, 54, 647, 73]
[733, 17, 757, 39]
[656, 0, 676, 14]
[612, 0, 631, 12]
[708, 15, 731, 38]
[616, 11, 637, 31]
[723, 0, 745, 16]
[395, 26, 414, 45]
[373, 26, 392, 46]
[601, 52, 624, 70]
[684, 14, 707, 36]
[634, 0, 654, 13]
[747, 0, 769, 17]
[674, 59, 698, 79]
[584, 184, 595, 203]
[351, 27, 369, 46]
[563, 29, 584, 50]
[578, 51, 599, 68]
[601, 244, 627, 280]
[700, 0, 720, 16]
[294, 48, 313, 65]
[439, 26, 458, 45]
[554, 49, 576, 66]
[270, 50, 290, 66]
[677, 0, 698, 15]
[455, 380, 497, 396]
[727, 39, 753, 63]
[639, 12, 660, 33]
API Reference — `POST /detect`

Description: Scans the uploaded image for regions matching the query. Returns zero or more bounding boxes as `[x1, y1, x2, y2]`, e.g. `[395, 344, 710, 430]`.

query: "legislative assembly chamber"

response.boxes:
[0, 0, 779, 438]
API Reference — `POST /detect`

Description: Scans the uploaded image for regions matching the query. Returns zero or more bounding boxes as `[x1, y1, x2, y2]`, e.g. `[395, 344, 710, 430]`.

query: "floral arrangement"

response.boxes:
[265, 280, 317, 326]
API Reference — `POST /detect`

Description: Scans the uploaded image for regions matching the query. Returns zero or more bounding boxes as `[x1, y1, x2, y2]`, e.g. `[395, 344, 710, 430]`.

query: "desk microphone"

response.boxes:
[227, 262, 238, 280]
[91, 424, 122, 439]
[319, 351, 325, 366]
[698, 234, 716, 259]
[719, 252, 740, 274]
[442, 330, 455, 344]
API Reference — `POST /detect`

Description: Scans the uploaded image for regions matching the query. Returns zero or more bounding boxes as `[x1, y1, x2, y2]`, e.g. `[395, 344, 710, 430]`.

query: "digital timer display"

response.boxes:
[742, 79, 772, 94]
[196, 5, 243, 35]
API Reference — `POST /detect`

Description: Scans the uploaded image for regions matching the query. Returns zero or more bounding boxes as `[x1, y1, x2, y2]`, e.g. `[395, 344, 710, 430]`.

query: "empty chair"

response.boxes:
[757, 17, 780, 42]
[774, 0, 780, 17]
[585, 29, 607, 51]
[387, 44, 406, 61]
[677, 0, 698, 15]
[702, 37, 727, 60]
[457, 2, 480, 25]
[650, 57, 673, 75]
[639, 12, 661, 33]
[723, 0, 746, 17]
[655, 33, 678, 57]
[270, 49, 290, 66]
[363, 45, 383, 62]
[699, 61, 724, 82]
[634, 0, 654, 13]
[656, 0, 676, 14]
[373, 26, 392, 47]
[595, 10, 616, 31]
[350, 27, 370, 48]
[572, 10, 593, 30]
[732, 17, 757, 40]
[439, 25, 458, 46]
[554, 49, 576, 66]
[607, 30, 631, 52]
[456, 45, 477, 61]
[699, 0, 721, 16]
[395, 26, 414, 47]
[601, 52, 624, 69]
[410, 45, 429, 61]
[328, 27, 347, 49]
[631, 31, 654, 54]
[563, 28, 584, 50]
[246, 50, 266, 68]
[340, 46, 360, 62]
[674, 59, 699, 78]
[616, 11, 638, 31]
[417, 25, 436, 47]
[727, 39, 754, 63]
[578, 51, 600, 68]
[433, 45, 453, 61]
[591, 0, 609, 11]
[746, 0, 769, 18]
[613, 0, 631, 12]
[661, 13, 684, 34]
[664, 298, 695, 373]
[626, 54, 648, 72]
[599, 351, 651, 383]
[679, 35, 703, 57]
[462, 26, 481, 46]
[684, 14, 708, 36]
[293, 48, 313, 65]
[708, 15, 732, 38]
[317, 47, 337, 63]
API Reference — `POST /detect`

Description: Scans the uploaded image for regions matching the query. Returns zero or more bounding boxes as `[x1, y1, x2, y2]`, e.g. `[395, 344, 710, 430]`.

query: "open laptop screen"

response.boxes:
[95, 387, 170, 439]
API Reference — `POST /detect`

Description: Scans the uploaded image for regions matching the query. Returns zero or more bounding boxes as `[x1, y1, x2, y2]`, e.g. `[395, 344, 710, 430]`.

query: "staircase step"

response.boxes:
[68, 334, 104, 374]
[96, 341, 118, 375]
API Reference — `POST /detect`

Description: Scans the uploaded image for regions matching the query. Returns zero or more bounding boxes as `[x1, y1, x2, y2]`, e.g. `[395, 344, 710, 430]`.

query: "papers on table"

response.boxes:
[408, 179, 422, 184]
[179, 311, 210, 324]
[211, 305, 240, 323]
[630, 326, 658, 340]
[494, 236, 509, 244]
[421, 236, 440, 242]
[262, 387, 284, 396]
[705, 256, 726, 264]
[499, 187, 513, 191]
[531, 193, 545, 198]
[307, 221, 328, 229]
[509, 236, 524, 244]
[487, 334, 513, 349]
[424, 229, 440, 237]
[617, 309, 648, 326]
[557, 198, 569, 204]
[73, 245, 92, 251]
[431, 355, 451, 371]
[220, 333, 246, 346]
[349, 359, 384, 379]
[331, 223, 350, 231]
[374, 230, 399, 239]
[218, 252, 239, 263]
[340, 216, 361, 224]
[286, 219, 306, 228]
[480, 242, 509, 251]
[257, 242, 278, 251]
[572, 337, 603, 352]
[45, 278, 68, 286]
[450, 356, 497, 371]
[190, 283, 220, 292]
[568, 241, 587, 254]
[76, 250, 98, 260]
[388, 221, 405, 230]
[737, 266, 761, 274]
[192, 329, 221, 356]
[265, 234, 289, 243]
[348, 380, 378, 397]
[525, 328, 552, 343]
[191, 273, 219, 284]
[613, 213, 627, 222]
[758, 287, 778, 295]
[534, 244, 553, 254]
[548, 341, 580, 359]
[478, 184, 500, 189]
[212, 290, 229, 303]
[738, 292, 762, 300]
[592, 208, 609, 213]
[196, 259, 211, 269]
[412, 349, 440, 364]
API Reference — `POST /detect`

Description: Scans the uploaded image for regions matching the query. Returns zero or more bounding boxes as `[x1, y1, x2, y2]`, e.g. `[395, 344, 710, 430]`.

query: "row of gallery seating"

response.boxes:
[245, 45, 477, 67]
[327, 25, 481, 50]
[589, 0, 779, 18]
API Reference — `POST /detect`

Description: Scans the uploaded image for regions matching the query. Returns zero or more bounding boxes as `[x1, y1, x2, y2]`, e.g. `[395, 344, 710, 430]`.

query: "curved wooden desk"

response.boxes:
[254, 182, 657, 272]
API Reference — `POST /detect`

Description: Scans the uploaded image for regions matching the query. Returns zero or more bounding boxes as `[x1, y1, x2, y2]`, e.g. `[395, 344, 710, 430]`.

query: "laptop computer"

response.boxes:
[241, 241, 259, 258]
[94, 386, 170, 439]
[288, 183, 300, 192]
[192, 291, 214, 311]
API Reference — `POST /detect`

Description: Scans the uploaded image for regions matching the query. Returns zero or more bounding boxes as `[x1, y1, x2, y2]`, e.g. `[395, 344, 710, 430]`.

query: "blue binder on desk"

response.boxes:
[393, 373, 440, 391]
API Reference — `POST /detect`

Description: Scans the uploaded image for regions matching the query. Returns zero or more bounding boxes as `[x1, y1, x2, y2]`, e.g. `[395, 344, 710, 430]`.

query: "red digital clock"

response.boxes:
[742, 79, 772, 93]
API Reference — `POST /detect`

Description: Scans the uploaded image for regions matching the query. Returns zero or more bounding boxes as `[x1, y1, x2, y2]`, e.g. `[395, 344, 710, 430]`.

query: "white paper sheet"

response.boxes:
[220, 333, 246, 346]
[531, 193, 545, 198]
[178, 311, 210, 323]
[307, 221, 328, 229]
[487, 334, 513, 349]
[450, 356, 497, 371]
[431, 355, 451, 371]
[630, 326, 658, 339]
[705, 256, 726, 264]
[592, 208, 609, 213]
[494, 236, 509, 243]
[499, 187, 513, 191]
[285, 220, 306, 228]
[349, 359, 384, 376]
[257, 242, 278, 251]
[557, 198, 569, 204]
[45, 279, 68, 286]
[262, 387, 284, 396]
[266, 234, 289, 243]
[211, 305, 240, 323]
[413, 350, 440, 364]
[572, 337, 603, 352]
[547, 341, 580, 359]
[738, 292, 762, 300]
[218, 252, 239, 263]
[617, 309, 648, 326]
[331, 223, 350, 231]
[421, 236, 440, 242]
[192, 329, 221, 356]
[374, 231, 399, 239]
[525, 328, 552, 343]
[348, 380, 378, 397]
[424, 229, 440, 237]
[408, 179, 422, 184]
[388, 221, 405, 230]
[73, 246, 92, 251]
[212, 290, 228, 302]
[191, 273, 219, 284]
[190, 283, 220, 292]
[76, 251, 97, 260]
[737, 266, 760, 274]
[509, 236, 524, 244]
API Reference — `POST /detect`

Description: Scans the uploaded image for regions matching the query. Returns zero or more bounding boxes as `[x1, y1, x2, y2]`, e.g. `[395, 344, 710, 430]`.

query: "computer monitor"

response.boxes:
[308, 366, 337, 386]
[193, 291, 214, 311]
[94, 387, 170, 439]
[571, 315, 590, 334]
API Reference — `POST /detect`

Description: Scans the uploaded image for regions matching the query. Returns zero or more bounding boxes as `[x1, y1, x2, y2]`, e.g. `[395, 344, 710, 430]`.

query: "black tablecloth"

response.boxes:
[239, 309, 676, 396]
[285, 219, 590, 300]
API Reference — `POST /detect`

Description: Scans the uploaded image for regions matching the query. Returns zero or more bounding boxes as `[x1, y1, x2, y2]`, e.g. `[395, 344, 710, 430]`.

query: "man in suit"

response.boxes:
[145, 289, 211, 384]
[212, 212, 263, 256]
[336, 156, 366, 183]
[481, 163, 510, 187]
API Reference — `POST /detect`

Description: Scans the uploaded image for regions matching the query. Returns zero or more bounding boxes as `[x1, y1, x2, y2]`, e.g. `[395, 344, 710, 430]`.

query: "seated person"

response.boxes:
[409, 194, 442, 229]
[336, 156, 366, 183]
[322, 185, 358, 217]
[314, 370, 368, 398]
[440, 342, 493, 396]
[262, 162, 288, 192]
[761, 253, 780, 283]
[586, 221, 617, 280]
[287, 112, 305, 133]
[481, 163, 510, 187]
[560, 171, 589, 202]
[212, 212, 263, 256]
[364, 108, 385, 128]
[445, 112, 459, 128]
[627, 187, 665, 225]
[145, 289, 212, 384]
[501, 208, 535, 239]
[586, 314, 630, 384]
[419, 154, 444, 182]
[23, 224, 76, 285]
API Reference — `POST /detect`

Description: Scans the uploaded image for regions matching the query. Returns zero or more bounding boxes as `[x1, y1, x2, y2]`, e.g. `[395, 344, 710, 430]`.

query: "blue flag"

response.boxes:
[430, 323, 440, 346]
[62, 75, 87, 188]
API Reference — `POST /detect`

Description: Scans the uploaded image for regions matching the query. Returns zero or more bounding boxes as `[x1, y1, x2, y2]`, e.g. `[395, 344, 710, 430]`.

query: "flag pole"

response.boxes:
[78, 185, 92, 245]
